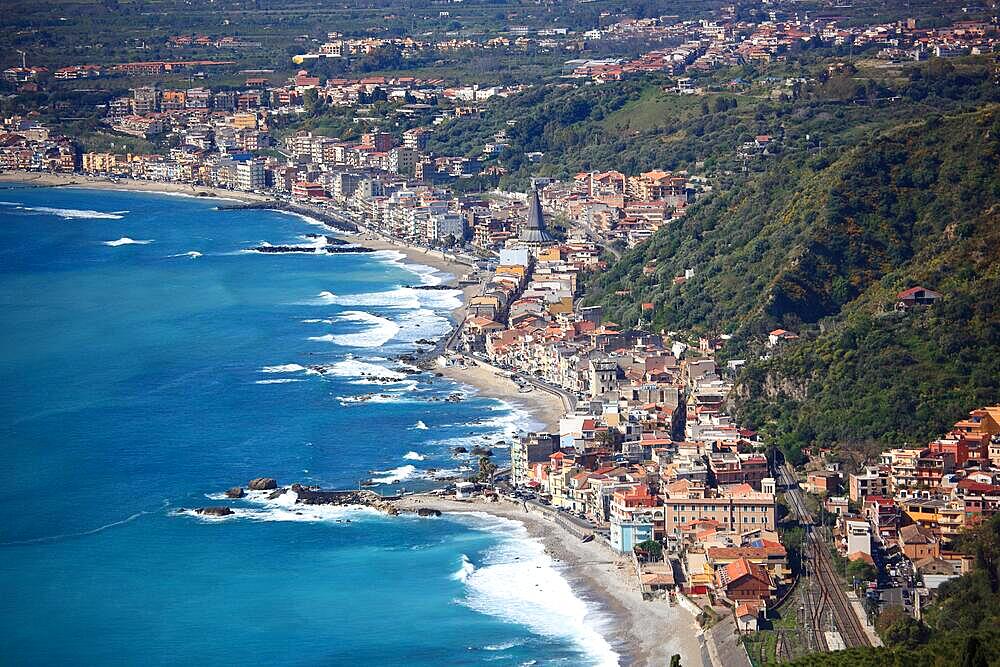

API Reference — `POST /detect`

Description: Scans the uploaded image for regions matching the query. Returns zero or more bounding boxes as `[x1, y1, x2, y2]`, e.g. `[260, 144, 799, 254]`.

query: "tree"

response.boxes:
[476, 455, 497, 485]
[847, 559, 877, 582]
[302, 88, 322, 117]
[670, 655, 682, 667]
[636, 539, 663, 561]
[960, 513, 1000, 593]
[960, 635, 989, 667]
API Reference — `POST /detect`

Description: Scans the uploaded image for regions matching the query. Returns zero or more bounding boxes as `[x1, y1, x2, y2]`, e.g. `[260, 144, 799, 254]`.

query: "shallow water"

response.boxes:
[0, 186, 617, 665]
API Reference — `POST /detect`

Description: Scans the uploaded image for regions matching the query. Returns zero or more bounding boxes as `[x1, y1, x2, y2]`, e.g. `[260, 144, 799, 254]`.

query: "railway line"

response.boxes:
[780, 462, 872, 651]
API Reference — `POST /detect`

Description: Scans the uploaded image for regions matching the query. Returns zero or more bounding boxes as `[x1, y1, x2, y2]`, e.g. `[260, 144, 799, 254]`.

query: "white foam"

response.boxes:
[260, 364, 308, 374]
[301, 318, 333, 324]
[180, 488, 382, 524]
[452, 553, 476, 582]
[373, 248, 455, 287]
[337, 392, 419, 406]
[314, 287, 421, 310]
[370, 464, 418, 484]
[394, 307, 454, 344]
[453, 513, 620, 667]
[321, 358, 407, 384]
[9, 204, 127, 219]
[103, 237, 152, 246]
[403, 451, 427, 461]
[255, 378, 303, 384]
[413, 420, 429, 430]
[308, 311, 401, 348]
[483, 639, 525, 651]
[169, 250, 203, 258]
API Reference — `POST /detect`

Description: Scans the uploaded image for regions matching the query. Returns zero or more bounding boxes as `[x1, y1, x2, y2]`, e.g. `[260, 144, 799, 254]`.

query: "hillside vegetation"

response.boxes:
[584, 99, 1000, 454]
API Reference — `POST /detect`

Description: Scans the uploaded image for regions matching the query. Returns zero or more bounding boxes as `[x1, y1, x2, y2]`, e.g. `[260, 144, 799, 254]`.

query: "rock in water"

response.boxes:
[196, 506, 235, 517]
[248, 477, 277, 490]
[225, 487, 245, 498]
[417, 508, 442, 517]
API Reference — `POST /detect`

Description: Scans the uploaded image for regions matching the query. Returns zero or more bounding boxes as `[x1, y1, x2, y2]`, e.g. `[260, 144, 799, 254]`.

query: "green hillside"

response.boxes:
[584, 104, 1000, 454]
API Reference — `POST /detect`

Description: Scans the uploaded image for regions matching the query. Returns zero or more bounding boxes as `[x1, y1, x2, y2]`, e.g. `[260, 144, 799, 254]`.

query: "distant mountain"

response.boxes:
[585, 105, 1000, 455]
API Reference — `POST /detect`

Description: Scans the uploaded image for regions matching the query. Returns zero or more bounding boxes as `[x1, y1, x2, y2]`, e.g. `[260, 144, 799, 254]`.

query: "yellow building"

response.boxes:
[232, 112, 258, 130]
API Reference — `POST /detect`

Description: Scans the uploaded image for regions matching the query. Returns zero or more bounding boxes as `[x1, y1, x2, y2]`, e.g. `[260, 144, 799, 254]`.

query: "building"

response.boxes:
[899, 523, 940, 561]
[609, 484, 660, 553]
[896, 286, 943, 309]
[662, 479, 777, 535]
[510, 433, 559, 487]
[849, 467, 888, 502]
[132, 86, 161, 115]
[235, 160, 265, 192]
[804, 471, 841, 495]
[519, 189, 555, 246]
[292, 181, 327, 199]
[716, 557, 774, 603]
[844, 518, 872, 556]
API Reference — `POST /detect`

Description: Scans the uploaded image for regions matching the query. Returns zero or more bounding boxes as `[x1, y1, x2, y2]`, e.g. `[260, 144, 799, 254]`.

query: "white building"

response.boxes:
[235, 160, 265, 192]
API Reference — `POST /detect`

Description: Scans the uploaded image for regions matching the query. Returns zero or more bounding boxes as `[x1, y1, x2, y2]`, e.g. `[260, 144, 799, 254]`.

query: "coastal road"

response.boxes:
[518, 373, 578, 414]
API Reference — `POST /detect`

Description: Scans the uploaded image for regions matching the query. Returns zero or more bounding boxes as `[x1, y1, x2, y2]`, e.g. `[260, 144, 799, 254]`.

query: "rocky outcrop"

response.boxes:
[248, 477, 278, 491]
[293, 486, 401, 515]
[417, 508, 442, 517]
[196, 506, 235, 517]
[225, 487, 245, 498]
[470, 446, 494, 457]
[250, 243, 374, 254]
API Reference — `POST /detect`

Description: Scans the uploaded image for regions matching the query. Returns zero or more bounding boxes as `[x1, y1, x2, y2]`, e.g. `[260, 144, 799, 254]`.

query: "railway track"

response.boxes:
[780, 463, 872, 650]
[810, 528, 870, 648]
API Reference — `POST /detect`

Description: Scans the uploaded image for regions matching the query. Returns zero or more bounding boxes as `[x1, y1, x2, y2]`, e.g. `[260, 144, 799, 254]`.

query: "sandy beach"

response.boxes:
[396, 493, 707, 667]
[437, 359, 566, 432]
[0, 171, 272, 203]
[2, 170, 705, 665]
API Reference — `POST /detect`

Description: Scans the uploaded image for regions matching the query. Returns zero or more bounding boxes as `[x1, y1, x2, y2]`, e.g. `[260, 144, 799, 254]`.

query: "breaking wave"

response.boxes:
[308, 311, 401, 348]
[369, 464, 418, 484]
[1, 203, 128, 219]
[452, 513, 620, 666]
[452, 553, 476, 582]
[260, 364, 308, 374]
[103, 237, 153, 246]
[179, 488, 381, 524]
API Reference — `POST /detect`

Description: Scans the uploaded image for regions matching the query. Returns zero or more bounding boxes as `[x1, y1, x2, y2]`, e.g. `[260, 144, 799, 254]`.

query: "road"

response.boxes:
[518, 373, 578, 413]
[573, 220, 621, 260]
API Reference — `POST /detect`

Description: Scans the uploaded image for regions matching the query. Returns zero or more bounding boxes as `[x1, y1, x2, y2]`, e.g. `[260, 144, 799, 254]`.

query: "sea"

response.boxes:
[0, 185, 619, 666]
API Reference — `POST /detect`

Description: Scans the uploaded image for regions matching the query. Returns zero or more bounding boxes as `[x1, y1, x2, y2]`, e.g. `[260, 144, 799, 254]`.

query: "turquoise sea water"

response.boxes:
[0, 186, 617, 666]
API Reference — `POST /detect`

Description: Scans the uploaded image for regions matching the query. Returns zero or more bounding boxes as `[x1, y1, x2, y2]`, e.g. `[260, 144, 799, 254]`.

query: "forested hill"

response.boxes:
[584, 105, 1000, 454]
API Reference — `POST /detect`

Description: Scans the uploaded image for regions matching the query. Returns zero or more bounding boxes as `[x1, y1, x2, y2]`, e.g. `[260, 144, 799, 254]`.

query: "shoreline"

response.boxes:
[0, 171, 270, 203]
[1, 171, 692, 663]
[396, 494, 707, 667]
[1, 172, 566, 430]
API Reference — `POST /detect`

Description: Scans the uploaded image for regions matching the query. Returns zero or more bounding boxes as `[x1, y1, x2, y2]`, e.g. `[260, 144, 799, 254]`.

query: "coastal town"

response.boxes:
[3, 0, 1000, 664]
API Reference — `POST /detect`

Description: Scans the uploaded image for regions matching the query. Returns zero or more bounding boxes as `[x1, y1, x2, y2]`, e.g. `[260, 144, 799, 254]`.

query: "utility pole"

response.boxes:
[16, 50, 27, 69]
